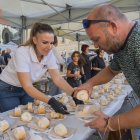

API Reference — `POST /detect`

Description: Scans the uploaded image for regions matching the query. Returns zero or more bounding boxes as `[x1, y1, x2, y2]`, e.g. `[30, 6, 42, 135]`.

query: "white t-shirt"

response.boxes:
[0, 46, 58, 87]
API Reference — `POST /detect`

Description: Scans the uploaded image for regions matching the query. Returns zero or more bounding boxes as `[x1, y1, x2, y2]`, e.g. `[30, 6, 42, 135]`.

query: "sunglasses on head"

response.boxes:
[82, 19, 110, 29]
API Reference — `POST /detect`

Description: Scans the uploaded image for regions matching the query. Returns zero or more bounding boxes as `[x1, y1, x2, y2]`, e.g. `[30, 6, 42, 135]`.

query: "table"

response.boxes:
[0, 85, 132, 140]
[0, 65, 6, 71]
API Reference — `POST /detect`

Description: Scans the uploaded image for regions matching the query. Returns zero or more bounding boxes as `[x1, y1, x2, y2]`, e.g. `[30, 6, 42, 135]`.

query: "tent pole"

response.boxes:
[21, 15, 26, 44]
[78, 40, 80, 52]
[76, 33, 80, 51]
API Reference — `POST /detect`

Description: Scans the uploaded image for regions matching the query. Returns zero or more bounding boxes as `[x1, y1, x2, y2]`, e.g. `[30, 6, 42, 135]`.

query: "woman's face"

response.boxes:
[33, 32, 54, 56]
[73, 53, 80, 62]
[100, 50, 104, 58]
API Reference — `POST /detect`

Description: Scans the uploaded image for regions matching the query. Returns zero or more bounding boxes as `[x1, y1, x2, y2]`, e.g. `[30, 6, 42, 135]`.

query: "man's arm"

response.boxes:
[111, 105, 140, 129]
[76, 66, 120, 94]
[85, 105, 140, 131]
[92, 67, 102, 71]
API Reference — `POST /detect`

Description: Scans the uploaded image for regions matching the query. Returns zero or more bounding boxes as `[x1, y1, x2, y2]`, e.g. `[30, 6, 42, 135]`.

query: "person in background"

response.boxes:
[0, 50, 5, 73]
[1, 50, 5, 57]
[4, 48, 11, 65]
[91, 49, 106, 76]
[67, 51, 82, 87]
[80, 44, 92, 83]
[0, 22, 83, 113]
[66, 52, 73, 66]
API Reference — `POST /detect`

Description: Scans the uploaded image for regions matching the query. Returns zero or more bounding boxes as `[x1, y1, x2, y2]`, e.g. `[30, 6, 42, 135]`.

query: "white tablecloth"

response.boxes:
[0, 85, 132, 140]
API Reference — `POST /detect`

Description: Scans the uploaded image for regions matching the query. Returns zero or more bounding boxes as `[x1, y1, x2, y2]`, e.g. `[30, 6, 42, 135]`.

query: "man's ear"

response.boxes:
[108, 22, 117, 36]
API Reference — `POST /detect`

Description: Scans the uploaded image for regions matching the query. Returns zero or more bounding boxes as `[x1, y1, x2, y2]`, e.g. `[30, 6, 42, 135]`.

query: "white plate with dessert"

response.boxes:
[27, 117, 51, 133]
[48, 123, 75, 140]
[8, 126, 30, 140]
[9, 107, 22, 118]
[46, 111, 66, 120]
[76, 104, 101, 123]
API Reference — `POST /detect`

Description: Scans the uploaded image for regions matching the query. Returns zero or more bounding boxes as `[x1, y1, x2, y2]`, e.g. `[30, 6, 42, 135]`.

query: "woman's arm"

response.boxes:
[17, 72, 50, 103]
[48, 69, 74, 95]
[17, 71, 70, 114]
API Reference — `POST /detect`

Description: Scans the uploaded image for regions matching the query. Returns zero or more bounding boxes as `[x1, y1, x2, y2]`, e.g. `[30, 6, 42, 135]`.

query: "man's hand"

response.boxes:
[75, 82, 93, 96]
[85, 111, 109, 132]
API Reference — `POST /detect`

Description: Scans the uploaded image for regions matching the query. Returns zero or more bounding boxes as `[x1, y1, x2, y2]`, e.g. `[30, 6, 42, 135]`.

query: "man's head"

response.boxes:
[84, 4, 131, 54]
[81, 44, 89, 54]
[6, 48, 11, 54]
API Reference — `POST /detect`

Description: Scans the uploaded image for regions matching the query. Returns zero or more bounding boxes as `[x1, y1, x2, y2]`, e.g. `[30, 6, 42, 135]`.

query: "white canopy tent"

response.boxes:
[0, 0, 140, 42]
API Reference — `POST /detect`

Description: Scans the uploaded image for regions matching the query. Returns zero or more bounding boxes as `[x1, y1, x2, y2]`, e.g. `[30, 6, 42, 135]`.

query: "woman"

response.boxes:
[0, 23, 82, 113]
[91, 49, 106, 76]
[67, 51, 82, 88]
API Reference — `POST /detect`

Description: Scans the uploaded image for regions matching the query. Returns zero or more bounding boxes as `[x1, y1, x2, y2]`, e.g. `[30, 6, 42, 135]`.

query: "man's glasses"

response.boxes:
[82, 19, 110, 29]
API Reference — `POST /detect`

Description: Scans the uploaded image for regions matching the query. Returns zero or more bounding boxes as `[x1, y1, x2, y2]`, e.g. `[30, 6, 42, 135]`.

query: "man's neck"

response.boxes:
[120, 20, 135, 47]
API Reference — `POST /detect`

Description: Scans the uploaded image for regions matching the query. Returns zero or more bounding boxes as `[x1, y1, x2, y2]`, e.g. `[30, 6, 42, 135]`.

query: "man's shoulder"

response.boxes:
[133, 21, 140, 39]
[129, 21, 140, 50]
[91, 56, 96, 61]
[4, 53, 10, 57]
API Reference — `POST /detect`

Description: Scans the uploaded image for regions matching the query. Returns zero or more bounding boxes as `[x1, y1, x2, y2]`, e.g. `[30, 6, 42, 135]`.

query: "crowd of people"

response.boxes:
[66, 46, 106, 88]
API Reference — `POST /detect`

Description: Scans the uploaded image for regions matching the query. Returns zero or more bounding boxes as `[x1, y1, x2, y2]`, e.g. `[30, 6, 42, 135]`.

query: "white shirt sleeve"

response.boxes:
[14, 47, 30, 72]
[46, 51, 58, 70]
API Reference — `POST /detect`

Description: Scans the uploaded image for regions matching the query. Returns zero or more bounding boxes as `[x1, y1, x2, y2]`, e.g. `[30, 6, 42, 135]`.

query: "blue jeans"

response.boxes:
[0, 80, 33, 112]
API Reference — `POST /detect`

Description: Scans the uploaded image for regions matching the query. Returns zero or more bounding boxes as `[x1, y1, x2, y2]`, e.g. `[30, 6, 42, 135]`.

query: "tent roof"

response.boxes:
[0, 0, 140, 41]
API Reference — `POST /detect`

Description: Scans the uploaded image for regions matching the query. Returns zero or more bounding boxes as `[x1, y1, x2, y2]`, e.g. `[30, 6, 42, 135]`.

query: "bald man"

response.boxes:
[77, 4, 140, 139]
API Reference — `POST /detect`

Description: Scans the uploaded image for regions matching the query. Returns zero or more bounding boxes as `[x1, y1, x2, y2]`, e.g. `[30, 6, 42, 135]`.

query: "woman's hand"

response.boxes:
[74, 73, 79, 78]
[48, 97, 69, 114]
[85, 111, 109, 132]
[71, 88, 84, 105]
[77, 74, 82, 78]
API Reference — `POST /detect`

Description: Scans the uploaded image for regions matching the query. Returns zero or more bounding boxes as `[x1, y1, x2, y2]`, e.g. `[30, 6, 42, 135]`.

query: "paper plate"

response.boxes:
[9, 112, 21, 119]
[48, 127, 76, 140]
[27, 117, 51, 133]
